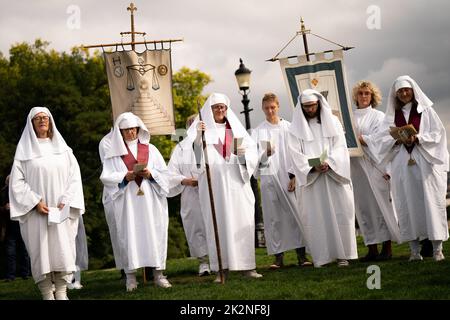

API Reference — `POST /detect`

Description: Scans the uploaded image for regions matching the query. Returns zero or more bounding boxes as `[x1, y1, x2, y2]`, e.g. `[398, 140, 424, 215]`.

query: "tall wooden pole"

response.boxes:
[197, 103, 225, 284]
[300, 17, 310, 61]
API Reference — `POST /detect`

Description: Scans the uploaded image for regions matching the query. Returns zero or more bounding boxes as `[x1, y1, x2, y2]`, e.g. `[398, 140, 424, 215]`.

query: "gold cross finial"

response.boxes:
[127, 3, 137, 14]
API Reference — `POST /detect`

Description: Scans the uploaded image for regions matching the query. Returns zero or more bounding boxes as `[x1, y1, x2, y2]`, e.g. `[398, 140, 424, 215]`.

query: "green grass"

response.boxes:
[1, 236, 450, 300]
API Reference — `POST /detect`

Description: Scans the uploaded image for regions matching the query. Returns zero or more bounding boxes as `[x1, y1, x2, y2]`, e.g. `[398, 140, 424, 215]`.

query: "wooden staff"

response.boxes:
[197, 101, 225, 284]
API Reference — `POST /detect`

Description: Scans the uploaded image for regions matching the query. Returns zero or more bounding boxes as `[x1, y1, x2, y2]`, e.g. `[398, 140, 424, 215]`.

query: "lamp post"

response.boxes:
[234, 58, 265, 248]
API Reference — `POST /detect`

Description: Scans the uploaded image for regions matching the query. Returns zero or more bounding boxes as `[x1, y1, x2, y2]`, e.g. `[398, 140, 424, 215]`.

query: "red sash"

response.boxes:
[121, 142, 149, 186]
[213, 120, 233, 160]
[394, 103, 421, 154]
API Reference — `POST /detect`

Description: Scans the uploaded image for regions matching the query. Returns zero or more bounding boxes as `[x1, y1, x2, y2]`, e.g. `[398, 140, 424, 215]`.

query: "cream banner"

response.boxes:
[104, 49, 175, 135]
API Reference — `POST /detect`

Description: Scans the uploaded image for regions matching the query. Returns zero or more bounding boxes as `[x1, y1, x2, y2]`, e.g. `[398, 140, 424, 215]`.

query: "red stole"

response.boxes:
[213, 120, 233, 160]
[394, 103, 421, 154]
[121, 142, 149, 186]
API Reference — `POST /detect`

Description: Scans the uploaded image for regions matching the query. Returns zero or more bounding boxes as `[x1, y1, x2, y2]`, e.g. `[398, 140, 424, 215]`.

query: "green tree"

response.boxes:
[0, 40, 212, 268]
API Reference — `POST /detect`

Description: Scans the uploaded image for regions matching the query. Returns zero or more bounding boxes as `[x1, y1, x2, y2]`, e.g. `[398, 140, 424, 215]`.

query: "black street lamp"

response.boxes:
[234, 58, 265, 248]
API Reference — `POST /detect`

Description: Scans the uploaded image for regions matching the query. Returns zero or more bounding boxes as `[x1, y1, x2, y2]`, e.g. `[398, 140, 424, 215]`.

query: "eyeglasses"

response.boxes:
[32, 116, 50, 122]
[212, 104, 227, 111]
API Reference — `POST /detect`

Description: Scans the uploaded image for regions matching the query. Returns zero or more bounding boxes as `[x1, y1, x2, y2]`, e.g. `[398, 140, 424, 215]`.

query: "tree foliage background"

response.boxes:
[0, 40, 212, 269]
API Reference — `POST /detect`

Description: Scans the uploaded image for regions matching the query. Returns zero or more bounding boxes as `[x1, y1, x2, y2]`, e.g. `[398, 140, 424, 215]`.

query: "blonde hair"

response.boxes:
[352, 80, 382, 108]
[262, 93, 279, 106]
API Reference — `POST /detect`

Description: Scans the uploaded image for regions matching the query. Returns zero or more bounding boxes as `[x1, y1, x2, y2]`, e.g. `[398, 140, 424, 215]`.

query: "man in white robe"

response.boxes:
[351, 81, 401, 262]
[252, 93, 309, 268]
[167, 114, 210, 276]
[9, 106, 85, 300]
[100, 112, 172, 290]
[365, 75, 449, 261]
[287, 89, 358, 267]
[188, 93, 262, 282]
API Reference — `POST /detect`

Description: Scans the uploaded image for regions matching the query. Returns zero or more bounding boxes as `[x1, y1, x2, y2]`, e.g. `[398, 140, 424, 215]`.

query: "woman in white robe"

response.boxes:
[167, 115, 210, 276]
[100, 112, 172, 290]
[188, 93, 262, 282]
[251, 93, 307, 268]
[365, 75, 449, 261]
[9, 106, 85, 300]
[287, 89, 358, 267]
[351, 81, 401, 262]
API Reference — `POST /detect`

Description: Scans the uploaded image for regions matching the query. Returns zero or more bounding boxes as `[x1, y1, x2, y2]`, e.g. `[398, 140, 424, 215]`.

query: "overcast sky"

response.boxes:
[1, 0, 449, 148]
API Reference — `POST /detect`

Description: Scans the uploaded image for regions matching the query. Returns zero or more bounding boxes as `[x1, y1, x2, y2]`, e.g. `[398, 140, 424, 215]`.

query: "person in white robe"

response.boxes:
[188, 93, 263, 282]
[167, 114, 210, 276]
[251, 93, 309, 268]
[351, 81, 401, 262]
[9, 106, 85, 300]
[100, 112, 172, 290]
[364, 75, 449, 261]
[287, 89, 358, 267]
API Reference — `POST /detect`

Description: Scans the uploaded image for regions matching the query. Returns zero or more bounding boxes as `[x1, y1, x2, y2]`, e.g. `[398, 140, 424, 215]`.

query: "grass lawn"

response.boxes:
[1, 236, 450, 300]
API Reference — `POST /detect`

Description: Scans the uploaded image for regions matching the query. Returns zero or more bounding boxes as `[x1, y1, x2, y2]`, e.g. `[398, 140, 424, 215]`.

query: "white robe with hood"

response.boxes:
[365, 75, 449, 242]
[287, 89, 358, 267]
[9, 106, 85, 283]
[167, 138, 208, 258]
[187, 93, 258, 271]
[100, 112, 170, 271]
[252, 119, 304, 255]
[351, 106, 401, 245]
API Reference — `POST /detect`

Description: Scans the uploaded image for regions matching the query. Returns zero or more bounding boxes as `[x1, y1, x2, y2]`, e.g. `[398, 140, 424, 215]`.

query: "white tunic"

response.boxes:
[195, 135, 258, 271]
[167, 139, 208, 258]
[288, 118, 358, 267]
[100, 143, 170, 271]
[351, 107, 401, 245]
[9, 138, 84, 283]
[252, 119, 304, 255]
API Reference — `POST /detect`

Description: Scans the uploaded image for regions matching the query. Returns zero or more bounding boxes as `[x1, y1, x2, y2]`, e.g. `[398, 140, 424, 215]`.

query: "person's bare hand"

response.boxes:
[125, 171, 136, 182]
[315, 162, 329, 173]
[266, 145, 275, 157]
[57, 203, 65, 210]
[288, 177, 296, 192]
[182, 178, 198, 187]
[36, 200, 49, 215]
[358, 135, 367, 147]
[137, 168, 152, 179]
[237, 146, 246, 157]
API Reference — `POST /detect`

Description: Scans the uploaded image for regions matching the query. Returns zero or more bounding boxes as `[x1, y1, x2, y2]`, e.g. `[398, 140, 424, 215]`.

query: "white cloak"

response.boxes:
[351, 107, 401, 245]
[9, 139, 85, 283]
[288, 117, 358, 267]
[252, 119, 304, 255]
[100, 143, 170, 271]
[167, 139, 208, 258]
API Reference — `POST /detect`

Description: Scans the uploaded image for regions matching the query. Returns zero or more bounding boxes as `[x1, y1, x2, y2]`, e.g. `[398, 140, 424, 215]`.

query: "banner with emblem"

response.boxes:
[104, 49, 175, 135]
[279, 49, 362, 156]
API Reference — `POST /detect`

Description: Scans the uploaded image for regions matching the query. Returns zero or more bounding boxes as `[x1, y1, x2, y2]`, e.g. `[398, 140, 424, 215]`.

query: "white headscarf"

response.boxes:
[186, 92, 250, 145]
[106, 112, 150, 159]
[14, 107, 71, 161]
[290, 89, 340, 141]
[385, 75, 433, 123]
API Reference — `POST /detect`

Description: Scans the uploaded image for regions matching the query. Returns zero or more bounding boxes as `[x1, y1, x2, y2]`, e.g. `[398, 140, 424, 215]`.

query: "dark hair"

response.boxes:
[394, 92, 417, 111]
